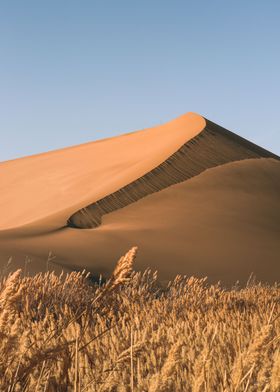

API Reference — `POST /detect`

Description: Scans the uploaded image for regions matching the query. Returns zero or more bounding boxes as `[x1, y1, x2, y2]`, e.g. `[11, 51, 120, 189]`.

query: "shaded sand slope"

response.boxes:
[0, 159, 279, 285]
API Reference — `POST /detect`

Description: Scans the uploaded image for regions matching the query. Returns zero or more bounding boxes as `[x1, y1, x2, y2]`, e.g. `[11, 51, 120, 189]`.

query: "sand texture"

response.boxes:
[0, 112, 279, 284]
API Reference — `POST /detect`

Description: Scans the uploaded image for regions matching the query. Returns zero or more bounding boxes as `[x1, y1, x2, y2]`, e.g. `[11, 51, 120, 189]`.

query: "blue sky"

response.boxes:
[1, 1, 280, 161]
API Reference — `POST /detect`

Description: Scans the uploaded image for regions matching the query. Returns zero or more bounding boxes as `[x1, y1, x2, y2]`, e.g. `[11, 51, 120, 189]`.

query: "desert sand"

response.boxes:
[0, 112, 279, 285]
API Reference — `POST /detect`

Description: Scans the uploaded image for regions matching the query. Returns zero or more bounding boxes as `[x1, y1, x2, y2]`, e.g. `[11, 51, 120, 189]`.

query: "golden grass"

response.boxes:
[0, 248, 279, 391]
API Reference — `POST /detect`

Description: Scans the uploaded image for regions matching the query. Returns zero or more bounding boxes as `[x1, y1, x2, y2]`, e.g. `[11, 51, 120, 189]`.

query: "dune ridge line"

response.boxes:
[68, 119, 279, 229]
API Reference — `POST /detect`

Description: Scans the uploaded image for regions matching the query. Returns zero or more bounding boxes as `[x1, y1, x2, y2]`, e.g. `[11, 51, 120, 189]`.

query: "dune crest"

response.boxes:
[68, 119, 278, 229]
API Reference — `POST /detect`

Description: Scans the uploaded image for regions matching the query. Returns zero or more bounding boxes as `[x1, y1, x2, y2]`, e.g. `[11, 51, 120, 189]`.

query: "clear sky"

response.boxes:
[1, 1, 280, 162]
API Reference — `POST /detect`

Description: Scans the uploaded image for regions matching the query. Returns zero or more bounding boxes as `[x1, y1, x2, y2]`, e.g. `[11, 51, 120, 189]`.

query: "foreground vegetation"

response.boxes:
[0, 248, 279, 392]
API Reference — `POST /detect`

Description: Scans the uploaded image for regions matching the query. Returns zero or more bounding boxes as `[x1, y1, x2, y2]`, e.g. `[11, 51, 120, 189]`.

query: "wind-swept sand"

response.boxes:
[0, 112, 279, 284]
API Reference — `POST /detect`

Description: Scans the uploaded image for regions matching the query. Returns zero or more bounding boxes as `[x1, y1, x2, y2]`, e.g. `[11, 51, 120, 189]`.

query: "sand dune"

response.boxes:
[0, 113, 279, 284]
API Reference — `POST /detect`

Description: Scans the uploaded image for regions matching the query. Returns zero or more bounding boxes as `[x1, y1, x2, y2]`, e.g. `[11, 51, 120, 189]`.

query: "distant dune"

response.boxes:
[0, 112, 279, 284]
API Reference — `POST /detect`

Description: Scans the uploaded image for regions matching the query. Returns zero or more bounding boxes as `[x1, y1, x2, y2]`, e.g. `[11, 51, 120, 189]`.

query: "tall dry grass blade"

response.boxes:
[74, 333, 79, 392]
[130, 327, 134, 392]
[35, 360, 46, 392]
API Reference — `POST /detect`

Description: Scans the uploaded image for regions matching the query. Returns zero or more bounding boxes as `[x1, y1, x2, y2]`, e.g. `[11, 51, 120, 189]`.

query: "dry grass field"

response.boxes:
[0, 248, 279, 392]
